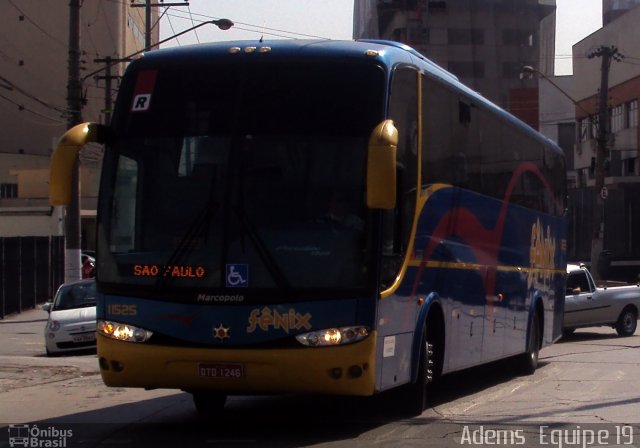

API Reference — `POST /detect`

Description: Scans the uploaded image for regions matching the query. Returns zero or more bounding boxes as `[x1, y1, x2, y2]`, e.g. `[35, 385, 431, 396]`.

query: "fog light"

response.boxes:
[111, 360, 124, 372]
[99, 357, 109, 370]
[348, 365, 363, 378]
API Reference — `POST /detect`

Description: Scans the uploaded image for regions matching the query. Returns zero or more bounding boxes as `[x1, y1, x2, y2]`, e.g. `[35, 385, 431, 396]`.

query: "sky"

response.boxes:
[159, 0, 602, 76]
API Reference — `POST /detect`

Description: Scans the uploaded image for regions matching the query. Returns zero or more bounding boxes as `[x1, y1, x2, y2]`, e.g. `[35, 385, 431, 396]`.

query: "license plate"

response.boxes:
[198, 363, 244, 379]
[72, 332, 96, 343]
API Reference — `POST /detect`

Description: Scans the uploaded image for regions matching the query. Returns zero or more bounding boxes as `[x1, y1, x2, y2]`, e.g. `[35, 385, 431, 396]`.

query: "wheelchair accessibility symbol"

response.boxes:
[226, 264, 249, 287]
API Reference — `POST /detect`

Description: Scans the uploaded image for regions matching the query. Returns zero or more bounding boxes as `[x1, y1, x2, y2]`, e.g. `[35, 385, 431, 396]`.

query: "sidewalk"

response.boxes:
[0, 307, 99, 394]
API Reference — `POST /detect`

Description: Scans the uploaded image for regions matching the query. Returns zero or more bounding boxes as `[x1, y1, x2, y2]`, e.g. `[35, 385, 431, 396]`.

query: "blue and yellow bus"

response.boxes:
[50, 39, 567, 415]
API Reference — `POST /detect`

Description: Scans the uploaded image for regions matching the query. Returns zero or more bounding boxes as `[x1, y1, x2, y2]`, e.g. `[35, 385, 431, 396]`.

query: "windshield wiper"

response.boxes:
[154, 178, 219, 292]
[229, 202, 291, 292]
[220, 137, 291, 293]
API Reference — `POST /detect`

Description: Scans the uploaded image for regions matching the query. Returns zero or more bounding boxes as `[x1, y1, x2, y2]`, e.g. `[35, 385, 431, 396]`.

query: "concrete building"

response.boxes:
[538, 75, 577, 181]
[0, 1, 158, 312]
[603, 0, 640, 24]
[570, 5, 640, 279]
[353, 0, 557, 128]
[0, 1, 158, 246]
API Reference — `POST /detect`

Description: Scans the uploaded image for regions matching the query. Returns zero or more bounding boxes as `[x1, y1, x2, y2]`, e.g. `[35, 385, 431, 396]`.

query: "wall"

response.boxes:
[573, 6, 640, 103]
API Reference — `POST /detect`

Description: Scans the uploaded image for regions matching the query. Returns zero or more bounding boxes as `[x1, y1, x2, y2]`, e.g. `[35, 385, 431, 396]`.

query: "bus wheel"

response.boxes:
[192, 392, 227, 415]
[515, 311, 540, 375]
[404, 335, 434, 416]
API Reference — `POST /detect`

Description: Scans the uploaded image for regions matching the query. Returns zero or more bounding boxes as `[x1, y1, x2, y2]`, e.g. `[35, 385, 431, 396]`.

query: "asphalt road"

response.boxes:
[0, 308, 639, 448]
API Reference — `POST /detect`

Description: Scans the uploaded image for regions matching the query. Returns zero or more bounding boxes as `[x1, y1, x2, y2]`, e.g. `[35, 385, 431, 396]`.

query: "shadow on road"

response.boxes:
[19, 357, 544, 447]
[557, 330, 632, 343]
[0, 318, 47, 325]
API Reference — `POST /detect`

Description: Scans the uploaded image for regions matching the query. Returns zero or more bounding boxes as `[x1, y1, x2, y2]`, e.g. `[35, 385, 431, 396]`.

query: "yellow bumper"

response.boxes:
[97, 331, 377, 396]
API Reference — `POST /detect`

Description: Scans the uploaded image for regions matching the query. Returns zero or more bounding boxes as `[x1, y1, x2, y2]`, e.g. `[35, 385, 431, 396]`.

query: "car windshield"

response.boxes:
[53, 282, 97, 311]
[97, 59, 385, 301]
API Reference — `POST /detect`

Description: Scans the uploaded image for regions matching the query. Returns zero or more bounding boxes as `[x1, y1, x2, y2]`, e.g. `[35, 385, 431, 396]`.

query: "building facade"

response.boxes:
[353, 0, 557, 128]
[570, 5, 640, 279]
[603, 0, 640, 24]
[0, 1, 157, 243]
[0, 1, 158, 311]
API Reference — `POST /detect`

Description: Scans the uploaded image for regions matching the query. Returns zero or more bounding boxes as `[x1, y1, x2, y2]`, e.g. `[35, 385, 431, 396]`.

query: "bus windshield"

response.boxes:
[97, 60, 385, 300]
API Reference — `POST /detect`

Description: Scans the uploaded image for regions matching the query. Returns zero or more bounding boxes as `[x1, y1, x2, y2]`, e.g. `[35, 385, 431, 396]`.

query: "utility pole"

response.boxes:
[94, 57, 131, 124]
[588, 45, 623, 280]
[130, 1, 190, 51]
[145, 0, 152, 49]
[65, 0, 83, 282]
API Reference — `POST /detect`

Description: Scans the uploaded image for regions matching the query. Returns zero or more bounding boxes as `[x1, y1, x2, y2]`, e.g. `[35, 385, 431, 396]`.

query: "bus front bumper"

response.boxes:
[97, 332, 377, 396]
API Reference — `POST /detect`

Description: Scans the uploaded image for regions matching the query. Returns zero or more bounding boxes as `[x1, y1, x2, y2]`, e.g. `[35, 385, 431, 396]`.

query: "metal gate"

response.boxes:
[0, 236, 64, 318]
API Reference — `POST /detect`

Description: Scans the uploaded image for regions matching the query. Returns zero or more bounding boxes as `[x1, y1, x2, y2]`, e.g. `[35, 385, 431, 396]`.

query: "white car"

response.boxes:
[43, 279, 97, 356]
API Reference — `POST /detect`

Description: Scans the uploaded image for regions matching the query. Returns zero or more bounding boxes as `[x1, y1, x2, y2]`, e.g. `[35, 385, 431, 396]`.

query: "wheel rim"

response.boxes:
[530, 315, 539, 363]
[425, 341, 434, 384]
[622, 312, 636, 333]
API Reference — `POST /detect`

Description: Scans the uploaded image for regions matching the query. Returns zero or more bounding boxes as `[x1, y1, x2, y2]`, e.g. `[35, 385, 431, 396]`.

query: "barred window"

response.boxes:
[580, 116, 598, 142]
[0, 183, 18, 198]
[611, 104, 624, 133]
[627, 99, 638, 128]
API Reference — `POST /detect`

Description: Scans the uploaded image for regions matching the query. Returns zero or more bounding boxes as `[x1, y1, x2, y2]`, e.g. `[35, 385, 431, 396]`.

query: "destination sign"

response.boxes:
[132, 264, 207, 278]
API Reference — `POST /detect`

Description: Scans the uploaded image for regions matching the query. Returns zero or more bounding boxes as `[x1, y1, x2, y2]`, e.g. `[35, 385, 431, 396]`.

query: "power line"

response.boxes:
[7, 0, 67, 48]
[187, 4, 201, 43]
[98, 0, 119, 52]
[165, 12, 182, 46]
[0, 75, 68, 114]
[162, 9, 330, 40]
[0, 92, 65, 123]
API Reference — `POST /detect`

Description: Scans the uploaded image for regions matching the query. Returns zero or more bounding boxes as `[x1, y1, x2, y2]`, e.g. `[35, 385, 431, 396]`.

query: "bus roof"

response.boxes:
[132, 39, 560, 151]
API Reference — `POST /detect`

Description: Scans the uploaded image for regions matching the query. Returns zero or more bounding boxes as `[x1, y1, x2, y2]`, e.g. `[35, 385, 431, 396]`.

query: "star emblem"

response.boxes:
[213, 324, 231, 341]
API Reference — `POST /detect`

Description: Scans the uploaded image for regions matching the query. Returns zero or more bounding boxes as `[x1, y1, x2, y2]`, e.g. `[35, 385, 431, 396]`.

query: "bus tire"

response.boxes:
[403, 332, 434, 416]
[192, 392, 227, 415]
[515, 311, 540, 375]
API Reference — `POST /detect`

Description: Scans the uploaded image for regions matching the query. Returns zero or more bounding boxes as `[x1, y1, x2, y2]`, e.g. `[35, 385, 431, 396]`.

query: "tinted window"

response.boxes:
[99, 61, 385, 299]
[421, 74, 566, 216]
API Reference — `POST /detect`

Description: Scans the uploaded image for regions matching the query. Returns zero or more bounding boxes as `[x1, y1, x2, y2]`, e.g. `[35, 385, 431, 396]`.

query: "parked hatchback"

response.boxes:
[43, 279, 97, 356]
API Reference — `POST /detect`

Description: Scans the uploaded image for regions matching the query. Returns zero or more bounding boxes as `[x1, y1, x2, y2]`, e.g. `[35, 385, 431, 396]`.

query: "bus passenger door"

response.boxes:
[376, 65, 420, 390]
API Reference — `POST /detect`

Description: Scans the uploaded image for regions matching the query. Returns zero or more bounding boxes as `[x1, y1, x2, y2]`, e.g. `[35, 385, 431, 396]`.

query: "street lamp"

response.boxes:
[82, 19, 235, 82]
[520, 65, 591, 116]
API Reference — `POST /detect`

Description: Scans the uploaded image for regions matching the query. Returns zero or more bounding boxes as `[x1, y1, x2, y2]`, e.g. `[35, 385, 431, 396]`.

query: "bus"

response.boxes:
[50, 39, 567, 415]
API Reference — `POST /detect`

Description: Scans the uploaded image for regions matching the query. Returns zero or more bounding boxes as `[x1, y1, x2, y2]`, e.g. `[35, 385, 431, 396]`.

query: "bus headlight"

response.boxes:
[295, 326, 369, 347]
[98, 320, 153, 343]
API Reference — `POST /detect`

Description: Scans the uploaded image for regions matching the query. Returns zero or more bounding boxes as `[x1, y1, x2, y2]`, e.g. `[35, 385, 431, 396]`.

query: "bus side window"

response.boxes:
[382, 66, 419, 287]
[110, 155, 138, 253]
[421, 75, 472, 189]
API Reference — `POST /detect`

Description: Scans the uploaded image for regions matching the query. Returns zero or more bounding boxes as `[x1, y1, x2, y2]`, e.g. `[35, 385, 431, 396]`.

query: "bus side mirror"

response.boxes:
[50, 122, 109, 206]
[366, 120, 398, 210]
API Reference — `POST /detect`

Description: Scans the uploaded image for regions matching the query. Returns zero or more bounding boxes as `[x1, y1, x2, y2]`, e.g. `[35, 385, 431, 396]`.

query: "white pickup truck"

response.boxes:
[564, 264, 640, 337]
